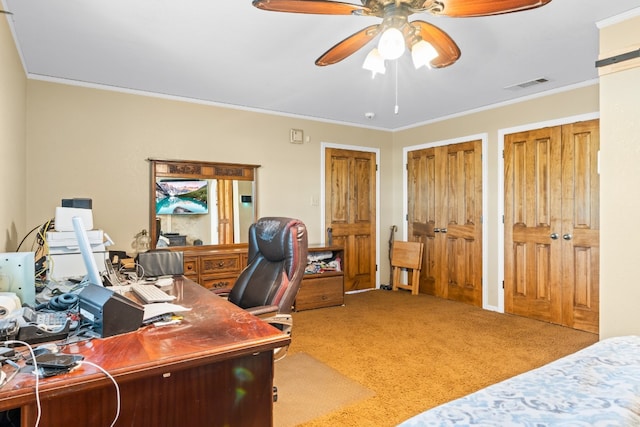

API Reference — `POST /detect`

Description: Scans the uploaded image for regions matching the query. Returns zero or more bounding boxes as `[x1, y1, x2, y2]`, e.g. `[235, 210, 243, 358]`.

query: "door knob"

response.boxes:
[550, 233, 559, 240]
[434, 228, 441, 233]
[563, 233, 572, 240]
[441, 228, 447, 233]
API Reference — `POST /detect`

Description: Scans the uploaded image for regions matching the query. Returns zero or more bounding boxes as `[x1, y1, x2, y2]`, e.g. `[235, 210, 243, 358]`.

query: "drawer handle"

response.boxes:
[218, 261, 225, 267]
[213, 282, 229, 289]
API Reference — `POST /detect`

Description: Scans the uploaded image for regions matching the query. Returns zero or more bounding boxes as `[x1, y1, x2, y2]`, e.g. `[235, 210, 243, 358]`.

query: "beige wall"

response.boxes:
[11, 40, 606, 314]
[598, 11, 640, 338]
[393, 86, 599, 309]
[0, 17, 27, 252]
[25, 81, 393, 257]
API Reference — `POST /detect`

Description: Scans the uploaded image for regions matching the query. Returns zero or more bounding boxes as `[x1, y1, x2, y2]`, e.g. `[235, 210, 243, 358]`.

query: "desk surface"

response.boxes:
[0, 277, 289, 411]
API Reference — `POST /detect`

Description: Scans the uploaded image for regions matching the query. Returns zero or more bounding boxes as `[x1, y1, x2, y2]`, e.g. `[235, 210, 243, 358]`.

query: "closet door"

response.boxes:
[504, 119, 599, 332]
[443, 141, 483, 305]
[408, 146, 438, 295]
[560, 120, 599, 333]
[504, 127, 563, 324]
[408, 140, 483, 306]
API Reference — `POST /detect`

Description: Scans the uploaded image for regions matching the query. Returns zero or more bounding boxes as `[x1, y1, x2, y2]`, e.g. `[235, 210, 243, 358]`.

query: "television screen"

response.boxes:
[156, 180, 209, 215]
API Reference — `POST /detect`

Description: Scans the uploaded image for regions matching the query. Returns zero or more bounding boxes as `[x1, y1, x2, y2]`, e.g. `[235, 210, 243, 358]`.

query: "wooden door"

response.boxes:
[217, 180, 234, 244]
[560, 121, 600, 333]
[408, 140, 483, 306]
[408, 146, 437, 295]
[504, 119, 599, 333]
[504, 127, 563, 324]
[325, 148, 377, 292]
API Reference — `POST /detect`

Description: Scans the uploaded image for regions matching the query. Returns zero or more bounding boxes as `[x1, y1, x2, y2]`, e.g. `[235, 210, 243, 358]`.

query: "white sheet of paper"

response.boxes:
[143, 303, 191, 321]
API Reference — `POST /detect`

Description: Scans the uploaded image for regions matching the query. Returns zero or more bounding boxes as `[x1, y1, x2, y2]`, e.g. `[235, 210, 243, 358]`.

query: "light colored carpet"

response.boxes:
[273, 352, 375, 427]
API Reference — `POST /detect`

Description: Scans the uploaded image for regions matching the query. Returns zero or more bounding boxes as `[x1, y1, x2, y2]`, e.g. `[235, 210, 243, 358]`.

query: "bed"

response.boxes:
[398, 335, 640, 426]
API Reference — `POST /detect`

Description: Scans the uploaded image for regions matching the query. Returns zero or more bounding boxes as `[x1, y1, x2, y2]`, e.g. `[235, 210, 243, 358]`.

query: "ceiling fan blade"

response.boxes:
[431, 0, 551, 17]
[410, 21, 461, 68]
[252, 0, 370, 15]
[316, 25, 380, 66]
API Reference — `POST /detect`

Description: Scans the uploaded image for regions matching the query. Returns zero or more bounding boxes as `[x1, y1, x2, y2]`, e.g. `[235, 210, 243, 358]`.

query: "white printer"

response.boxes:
[47, 205, 109, 280]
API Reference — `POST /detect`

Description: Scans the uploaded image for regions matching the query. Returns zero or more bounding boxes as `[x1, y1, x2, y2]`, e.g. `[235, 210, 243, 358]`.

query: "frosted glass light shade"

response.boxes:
[363, 48, 386, 77]
[378, 28, 405, 60]
[411, 40, 439, 69]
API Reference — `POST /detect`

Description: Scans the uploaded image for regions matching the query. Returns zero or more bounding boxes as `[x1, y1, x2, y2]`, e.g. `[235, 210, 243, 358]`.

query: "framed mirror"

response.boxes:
[149, 159, 260, 249]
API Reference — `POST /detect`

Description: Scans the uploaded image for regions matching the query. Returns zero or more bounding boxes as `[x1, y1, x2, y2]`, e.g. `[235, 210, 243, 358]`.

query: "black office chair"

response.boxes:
[221, 217, 308, 361]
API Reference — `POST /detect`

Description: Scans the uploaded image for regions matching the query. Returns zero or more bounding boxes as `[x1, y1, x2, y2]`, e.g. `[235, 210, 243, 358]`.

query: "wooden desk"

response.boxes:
[0, 277, 289, 427]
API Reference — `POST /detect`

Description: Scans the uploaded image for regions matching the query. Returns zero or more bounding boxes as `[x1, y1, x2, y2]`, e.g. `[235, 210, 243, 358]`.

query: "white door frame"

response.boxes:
[320, 142, 381, 289]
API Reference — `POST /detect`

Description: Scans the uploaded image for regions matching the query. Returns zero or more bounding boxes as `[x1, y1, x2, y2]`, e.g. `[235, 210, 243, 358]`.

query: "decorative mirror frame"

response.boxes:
[149, 158, 260, 250]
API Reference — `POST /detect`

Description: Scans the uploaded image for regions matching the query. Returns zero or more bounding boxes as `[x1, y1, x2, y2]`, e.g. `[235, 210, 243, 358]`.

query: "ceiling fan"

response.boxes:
[252, 0, 551, 73]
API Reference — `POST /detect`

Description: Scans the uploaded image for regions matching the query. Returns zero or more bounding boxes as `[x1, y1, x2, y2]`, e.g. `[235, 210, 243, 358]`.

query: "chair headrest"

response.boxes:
[253, 217, 300, 262]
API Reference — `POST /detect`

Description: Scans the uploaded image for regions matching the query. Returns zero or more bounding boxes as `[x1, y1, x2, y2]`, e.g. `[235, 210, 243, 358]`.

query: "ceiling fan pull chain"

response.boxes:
[394, 60, 399, 115]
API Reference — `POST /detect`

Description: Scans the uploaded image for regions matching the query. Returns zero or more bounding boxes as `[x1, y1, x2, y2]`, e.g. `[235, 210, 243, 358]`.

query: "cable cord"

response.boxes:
[77, 360, 121, 427]
[15, 222, 46, 252]
[2, 340, 42, 427]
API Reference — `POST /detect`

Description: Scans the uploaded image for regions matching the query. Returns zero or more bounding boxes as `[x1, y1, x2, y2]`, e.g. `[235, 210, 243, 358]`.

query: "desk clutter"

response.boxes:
[0, 199, 191, 366]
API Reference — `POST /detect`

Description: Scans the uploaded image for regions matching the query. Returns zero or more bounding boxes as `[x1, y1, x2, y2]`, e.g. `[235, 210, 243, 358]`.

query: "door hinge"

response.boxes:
[376, 264, 378, 271]
[502, 280, 505, 289]
[502, 215, 504, 224]
[406, 214, 408, 221]
[376, 164, 379, 171]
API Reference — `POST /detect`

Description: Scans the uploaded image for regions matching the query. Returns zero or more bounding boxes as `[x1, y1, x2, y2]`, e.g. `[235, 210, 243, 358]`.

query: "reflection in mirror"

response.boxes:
[155, 179, 254, 245]
[149, 159, 260, 249]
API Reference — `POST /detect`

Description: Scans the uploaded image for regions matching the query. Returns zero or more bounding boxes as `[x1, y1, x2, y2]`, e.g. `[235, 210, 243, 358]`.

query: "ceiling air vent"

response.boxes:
[504, 77, 549, 90]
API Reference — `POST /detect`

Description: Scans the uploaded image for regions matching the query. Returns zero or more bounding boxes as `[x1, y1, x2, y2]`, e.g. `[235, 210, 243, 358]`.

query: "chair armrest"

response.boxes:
[245, 304, 279, 318]
[256, 311, 294, 362]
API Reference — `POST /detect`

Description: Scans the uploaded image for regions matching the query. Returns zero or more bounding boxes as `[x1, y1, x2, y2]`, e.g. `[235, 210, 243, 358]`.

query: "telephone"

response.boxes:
[21, 307, 70, 331]
[104, 259, 123, 286]
[15, 307, 74, 345]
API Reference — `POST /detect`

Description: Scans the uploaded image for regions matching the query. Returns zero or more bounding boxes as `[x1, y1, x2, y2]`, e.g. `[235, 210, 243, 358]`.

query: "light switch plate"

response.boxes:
[290, 129, 304, 144]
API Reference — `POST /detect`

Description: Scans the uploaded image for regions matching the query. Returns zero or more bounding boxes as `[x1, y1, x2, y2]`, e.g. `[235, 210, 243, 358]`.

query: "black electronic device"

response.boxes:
[17, 320, 71, 345]
[78, 283, 144, 338]
[136, 250, 184, 278]
[26, 353, 83, 369]
[61, 198, 92, 209]
[25, 352, 84, 377]
[21, 307, 71, 329]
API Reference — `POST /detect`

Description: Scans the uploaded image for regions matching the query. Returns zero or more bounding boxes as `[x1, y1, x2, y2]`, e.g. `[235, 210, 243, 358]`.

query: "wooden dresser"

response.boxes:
[295, 244, 344, 311]
[181, 245, 248, 291]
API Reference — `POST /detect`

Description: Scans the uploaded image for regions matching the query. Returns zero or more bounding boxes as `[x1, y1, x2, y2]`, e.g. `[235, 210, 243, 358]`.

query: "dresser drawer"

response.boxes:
[200, 255, 240, 275]
[295, 275, 344, 311]
[184, 257, 198, 275]
[200, 275, 238, 291]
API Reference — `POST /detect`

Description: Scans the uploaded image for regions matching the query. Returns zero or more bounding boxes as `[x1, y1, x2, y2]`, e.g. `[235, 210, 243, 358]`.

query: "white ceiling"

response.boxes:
[2, 1, 638, 130]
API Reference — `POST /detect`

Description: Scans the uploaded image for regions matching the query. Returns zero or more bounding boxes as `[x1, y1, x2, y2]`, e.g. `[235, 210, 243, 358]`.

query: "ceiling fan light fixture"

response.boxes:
[378, 27, 405, 60]
[411, 40, 439, 69]
[363, 48, 386, 77]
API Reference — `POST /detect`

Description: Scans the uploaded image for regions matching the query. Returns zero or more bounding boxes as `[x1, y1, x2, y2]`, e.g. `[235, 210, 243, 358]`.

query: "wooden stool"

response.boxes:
[391, 241, 424, 295]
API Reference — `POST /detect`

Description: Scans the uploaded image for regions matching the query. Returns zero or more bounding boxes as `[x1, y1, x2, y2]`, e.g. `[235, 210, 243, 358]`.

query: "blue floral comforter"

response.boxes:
[398, 336, 640, 426]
